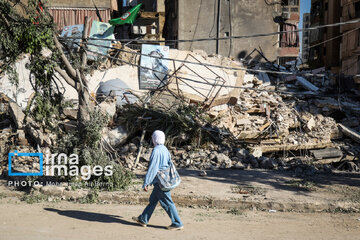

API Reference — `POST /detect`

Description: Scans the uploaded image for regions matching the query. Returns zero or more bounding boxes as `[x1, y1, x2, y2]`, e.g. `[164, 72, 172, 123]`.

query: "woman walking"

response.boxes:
[132, 130, 183, 230]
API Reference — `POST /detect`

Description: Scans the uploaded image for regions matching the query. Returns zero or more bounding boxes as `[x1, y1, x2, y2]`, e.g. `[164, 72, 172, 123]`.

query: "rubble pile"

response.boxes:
[113, 52, 360, 173]
[1, 49, 360, 177]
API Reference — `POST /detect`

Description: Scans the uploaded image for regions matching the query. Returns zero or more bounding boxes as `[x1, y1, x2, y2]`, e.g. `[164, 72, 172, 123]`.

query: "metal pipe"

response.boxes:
[216, 0, 221, 54]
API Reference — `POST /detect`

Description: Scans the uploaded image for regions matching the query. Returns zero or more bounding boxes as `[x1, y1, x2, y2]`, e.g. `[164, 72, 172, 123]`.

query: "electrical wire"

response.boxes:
[81, 45, 328, 95]
[303, 27, 359, 52]
[61, 18, 360, 43]
[80, 29, 360, 78]
[77, 40, 326, 77]
[64, 38, 317, 77]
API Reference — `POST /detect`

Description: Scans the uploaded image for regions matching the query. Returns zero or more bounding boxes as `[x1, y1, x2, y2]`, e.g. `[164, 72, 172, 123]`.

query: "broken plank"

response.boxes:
[296, 76, 319, 91]
[246, 108, 265, 113]
[316, 157, 343, 164]
[251, 141, 334, 153]
[309, 148, 343, 160]
[259, 122, 270, 131]
[338, 124, 360, 143]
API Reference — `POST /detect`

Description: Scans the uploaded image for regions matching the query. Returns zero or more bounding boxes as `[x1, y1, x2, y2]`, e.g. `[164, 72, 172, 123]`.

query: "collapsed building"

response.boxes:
[0, 0, 359, 178]
[1, 43, 360, 176]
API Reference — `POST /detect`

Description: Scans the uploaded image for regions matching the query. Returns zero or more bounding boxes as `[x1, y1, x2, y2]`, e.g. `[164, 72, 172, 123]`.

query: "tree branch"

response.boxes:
[0, 13, 14, 38]
[54, 66, 78, 90]
[81, 16, 91, 69]
[53, 34, 77, 79]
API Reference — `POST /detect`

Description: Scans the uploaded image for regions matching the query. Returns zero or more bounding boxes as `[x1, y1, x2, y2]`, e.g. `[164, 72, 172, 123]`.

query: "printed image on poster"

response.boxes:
[60, 24, 84, 50]
[87, 21, 115, 60]
[139, 44, 169, 89]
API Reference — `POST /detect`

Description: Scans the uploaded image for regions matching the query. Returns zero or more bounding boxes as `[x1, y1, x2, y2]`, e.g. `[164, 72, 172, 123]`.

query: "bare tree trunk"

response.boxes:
[77, 16, 92, 123]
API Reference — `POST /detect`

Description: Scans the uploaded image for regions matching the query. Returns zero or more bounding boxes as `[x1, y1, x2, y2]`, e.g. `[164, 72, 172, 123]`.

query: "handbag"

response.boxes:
[156, 160, 181, 191]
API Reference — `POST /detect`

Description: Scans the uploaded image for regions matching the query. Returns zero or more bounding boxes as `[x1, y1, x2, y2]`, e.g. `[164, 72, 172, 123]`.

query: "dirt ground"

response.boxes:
[0, 198, 359, 240]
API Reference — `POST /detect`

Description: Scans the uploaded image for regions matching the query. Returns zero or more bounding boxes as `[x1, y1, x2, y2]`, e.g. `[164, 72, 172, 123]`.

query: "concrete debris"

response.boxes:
[102, 125, 128, 147]
[97, 98, 117, 118]
[310, 148, 343, 160]
[9, 101, 26, 129]
[62, 108, 78, 120]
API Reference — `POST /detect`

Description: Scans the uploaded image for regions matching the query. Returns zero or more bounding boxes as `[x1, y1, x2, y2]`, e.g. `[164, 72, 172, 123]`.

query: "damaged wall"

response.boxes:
[173, 0, 280, 61]
[309, 0, 341, 71]
[0, 48, 242, 110]
[0, 56, 146, 109]
[340, 0, 360, 86]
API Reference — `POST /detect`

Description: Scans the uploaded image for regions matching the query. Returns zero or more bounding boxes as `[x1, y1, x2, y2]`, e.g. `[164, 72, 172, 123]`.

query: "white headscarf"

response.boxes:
[152, 130, 165, 146]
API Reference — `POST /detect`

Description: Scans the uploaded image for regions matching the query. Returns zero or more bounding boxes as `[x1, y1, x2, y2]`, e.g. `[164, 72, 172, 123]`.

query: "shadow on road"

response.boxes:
[136, 168, 360, 196]
[43, 208, 166, 229]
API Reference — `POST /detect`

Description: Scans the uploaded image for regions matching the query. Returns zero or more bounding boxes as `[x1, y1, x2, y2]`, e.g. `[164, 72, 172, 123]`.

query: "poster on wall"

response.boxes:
[60, 24, 84, 50]
[139, 44, 170, 89]
[87, 20, 115, 60]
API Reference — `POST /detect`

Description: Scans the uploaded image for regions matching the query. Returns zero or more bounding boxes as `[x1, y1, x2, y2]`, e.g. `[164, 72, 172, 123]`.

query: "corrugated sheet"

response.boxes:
[49, 8, 111, 31]
[48, 0, 110, 9]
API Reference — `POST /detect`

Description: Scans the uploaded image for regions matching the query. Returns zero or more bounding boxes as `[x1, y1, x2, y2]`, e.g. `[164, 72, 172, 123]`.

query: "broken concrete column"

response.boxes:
[25, 122, 51, 146]
[296, 76, 319, 91]
[17, 129, 28, 145]
[9, 101, 25, 129]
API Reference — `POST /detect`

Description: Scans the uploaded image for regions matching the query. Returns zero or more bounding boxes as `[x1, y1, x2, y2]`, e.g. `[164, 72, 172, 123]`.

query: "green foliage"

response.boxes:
[77, 189, 99, 204]
[55, 110, 134, 191]
[226, 208, 243, 216]
[0, 0, 65, 126]
[284, 179, 318, 192]
[0, 192, 6, 199]
[21, 193, 48, 204]
[100, 164, 134, 191]
[81, 111, 109, 149]
[0, 1, 133, 191]
[0, 0, 55, 69]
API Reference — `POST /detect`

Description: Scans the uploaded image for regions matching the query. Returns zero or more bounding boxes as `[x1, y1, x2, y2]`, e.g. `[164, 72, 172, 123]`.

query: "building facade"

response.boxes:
[340, 0, 360, 85]
[302, 13, 310, 63]
[309, 0, 341, 72]
[278, 0, 301, 65]
[164, 0, 300, 63]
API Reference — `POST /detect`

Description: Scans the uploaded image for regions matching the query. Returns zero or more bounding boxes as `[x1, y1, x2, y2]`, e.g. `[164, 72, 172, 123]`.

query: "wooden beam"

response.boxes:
[310, 148, 343, 160]
[338, 124, 360, 143]
[250, 140, 334, 153]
